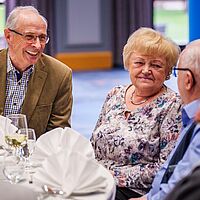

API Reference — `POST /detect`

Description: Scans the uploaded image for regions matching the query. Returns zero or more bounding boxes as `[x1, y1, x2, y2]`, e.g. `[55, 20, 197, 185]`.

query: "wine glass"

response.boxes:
[27, 128, 36, 159]
[21, 128, 36, 166]
[4, 114, 28, 156]
[3, 152, 26, 184]
[20, 128, 36, 184]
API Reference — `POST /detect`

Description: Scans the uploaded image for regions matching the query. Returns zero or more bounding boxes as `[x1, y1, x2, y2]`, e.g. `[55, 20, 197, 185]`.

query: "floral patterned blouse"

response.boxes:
[90, 85, 182, 195]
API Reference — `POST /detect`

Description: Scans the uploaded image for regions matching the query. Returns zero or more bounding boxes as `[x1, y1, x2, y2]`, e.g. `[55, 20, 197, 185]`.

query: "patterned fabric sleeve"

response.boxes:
[90, 86, 120, 146]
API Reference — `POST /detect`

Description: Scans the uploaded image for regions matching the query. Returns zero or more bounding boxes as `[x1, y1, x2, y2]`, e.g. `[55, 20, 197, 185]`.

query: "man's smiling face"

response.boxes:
[5, 11, 47, 71]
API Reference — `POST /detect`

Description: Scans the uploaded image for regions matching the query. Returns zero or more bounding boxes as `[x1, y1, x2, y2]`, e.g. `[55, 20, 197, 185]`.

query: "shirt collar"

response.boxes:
[7, 54, 35, 74]
[182, 99, 200, 127]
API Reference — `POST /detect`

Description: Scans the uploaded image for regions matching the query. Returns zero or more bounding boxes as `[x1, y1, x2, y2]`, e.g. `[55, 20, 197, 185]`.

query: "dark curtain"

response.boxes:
[5, 0, 56, 55]
[112, 0, 153, 67]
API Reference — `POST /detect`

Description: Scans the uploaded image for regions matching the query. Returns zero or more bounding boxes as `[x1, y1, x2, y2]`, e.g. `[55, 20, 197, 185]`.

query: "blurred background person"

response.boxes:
[90, 27, 182, 200]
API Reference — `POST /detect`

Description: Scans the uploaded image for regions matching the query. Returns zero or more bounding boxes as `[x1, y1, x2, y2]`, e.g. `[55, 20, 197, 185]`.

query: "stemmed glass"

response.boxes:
[3, 152, 25, 184]
[27, 128, 36, 160]
[20, 128, 36, 184]
[4, 114, 28, 156]
[21, 128, 36, 166]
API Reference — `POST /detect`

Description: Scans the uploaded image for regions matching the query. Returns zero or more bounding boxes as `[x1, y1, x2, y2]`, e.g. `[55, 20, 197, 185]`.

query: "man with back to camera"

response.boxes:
[0, 6, 73, 138]
[129, 40, 200, 200]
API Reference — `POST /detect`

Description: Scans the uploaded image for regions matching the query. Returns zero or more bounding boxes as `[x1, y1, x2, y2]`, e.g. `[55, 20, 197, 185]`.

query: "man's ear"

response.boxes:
[4, 29, 12, 44]
[185, 71, 194, 90]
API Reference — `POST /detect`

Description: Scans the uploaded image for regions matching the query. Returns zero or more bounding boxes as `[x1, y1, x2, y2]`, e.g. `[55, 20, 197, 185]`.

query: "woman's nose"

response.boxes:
[142, 64, 151, 74]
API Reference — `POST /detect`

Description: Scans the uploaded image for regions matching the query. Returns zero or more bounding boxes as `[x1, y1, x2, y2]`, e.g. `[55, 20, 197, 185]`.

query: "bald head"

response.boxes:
[185, 39, 200, 48]
[177, 42, 200, 103]
[179, 44, 200, 81]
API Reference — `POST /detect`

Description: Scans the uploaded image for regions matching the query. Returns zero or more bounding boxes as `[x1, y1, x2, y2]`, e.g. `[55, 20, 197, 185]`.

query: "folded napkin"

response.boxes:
[33, 150, 115, 200]
[0, 115, 7, 146]
[32, 127, 95, 163]
[0, 115, 17, 147]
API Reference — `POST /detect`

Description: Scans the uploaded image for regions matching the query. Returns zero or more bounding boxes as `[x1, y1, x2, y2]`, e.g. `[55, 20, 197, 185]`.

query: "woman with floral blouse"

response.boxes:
[90, 27, 182, 200]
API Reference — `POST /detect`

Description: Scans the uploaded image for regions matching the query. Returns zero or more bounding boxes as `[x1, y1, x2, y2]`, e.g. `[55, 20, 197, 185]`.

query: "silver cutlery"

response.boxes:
[42, 184, 66, 196]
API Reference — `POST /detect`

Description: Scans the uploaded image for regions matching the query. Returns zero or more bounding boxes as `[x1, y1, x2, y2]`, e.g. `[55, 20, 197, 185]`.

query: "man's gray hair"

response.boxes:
[5, 6, 48, 29]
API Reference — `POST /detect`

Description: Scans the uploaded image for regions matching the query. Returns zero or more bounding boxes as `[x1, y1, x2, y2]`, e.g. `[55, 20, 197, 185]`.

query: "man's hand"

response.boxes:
[129, 196, 147, 200]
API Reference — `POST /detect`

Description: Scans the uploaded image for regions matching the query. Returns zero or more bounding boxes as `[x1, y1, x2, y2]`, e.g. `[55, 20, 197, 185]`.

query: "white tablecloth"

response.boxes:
[0, 127, 116, 200]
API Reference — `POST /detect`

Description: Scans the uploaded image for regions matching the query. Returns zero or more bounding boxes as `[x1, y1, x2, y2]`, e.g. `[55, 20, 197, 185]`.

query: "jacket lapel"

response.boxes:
[21, 57, 47, 123]
[0, 49, 7, 115]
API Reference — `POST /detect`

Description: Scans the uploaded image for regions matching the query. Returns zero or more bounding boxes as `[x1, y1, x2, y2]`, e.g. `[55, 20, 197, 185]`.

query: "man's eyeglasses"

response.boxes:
[8, 28, 49, 44]
[173, 67, 196, 84]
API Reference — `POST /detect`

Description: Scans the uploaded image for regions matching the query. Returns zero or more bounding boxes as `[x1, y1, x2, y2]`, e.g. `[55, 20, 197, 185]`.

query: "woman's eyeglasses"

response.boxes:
[8, 28, 49, 44]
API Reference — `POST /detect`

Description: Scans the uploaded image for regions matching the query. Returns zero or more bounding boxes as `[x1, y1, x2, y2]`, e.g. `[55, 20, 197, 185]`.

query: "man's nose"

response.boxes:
[32, 37, 42, 48]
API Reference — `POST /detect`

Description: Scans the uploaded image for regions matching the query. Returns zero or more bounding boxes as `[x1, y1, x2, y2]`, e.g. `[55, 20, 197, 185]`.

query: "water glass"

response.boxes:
[21, 128, 36, 166]
[27, 128, 36, 157]
[3, 153, 25, 184]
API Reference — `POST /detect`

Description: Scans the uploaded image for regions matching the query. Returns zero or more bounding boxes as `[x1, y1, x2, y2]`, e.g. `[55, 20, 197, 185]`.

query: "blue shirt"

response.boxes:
[147, 99, 200, 200]
[3, 54, 34, 116]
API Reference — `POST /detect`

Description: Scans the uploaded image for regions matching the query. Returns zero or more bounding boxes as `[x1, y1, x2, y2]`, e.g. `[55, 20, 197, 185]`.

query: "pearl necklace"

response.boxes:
[130, 91, 149, 105]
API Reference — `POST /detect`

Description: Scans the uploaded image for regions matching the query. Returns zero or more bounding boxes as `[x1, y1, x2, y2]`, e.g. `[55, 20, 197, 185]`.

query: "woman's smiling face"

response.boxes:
[128, 52, 168, 94]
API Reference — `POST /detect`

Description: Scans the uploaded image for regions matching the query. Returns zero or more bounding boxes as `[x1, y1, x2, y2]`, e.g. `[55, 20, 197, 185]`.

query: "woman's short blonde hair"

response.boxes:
[123, 27, 180, 73]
